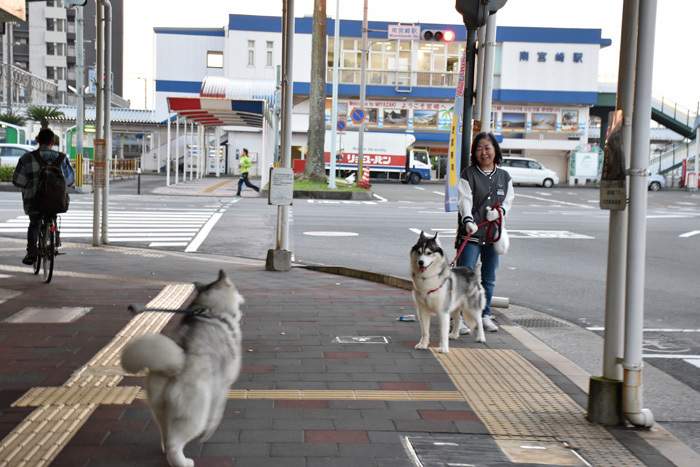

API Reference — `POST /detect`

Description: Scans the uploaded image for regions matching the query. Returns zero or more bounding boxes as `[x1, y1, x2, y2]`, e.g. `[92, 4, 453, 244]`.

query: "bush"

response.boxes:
[0, 165, 15, 182]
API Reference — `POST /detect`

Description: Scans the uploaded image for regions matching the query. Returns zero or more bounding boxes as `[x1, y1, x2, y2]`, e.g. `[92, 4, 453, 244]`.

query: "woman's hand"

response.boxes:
[486, 207, 500, 222]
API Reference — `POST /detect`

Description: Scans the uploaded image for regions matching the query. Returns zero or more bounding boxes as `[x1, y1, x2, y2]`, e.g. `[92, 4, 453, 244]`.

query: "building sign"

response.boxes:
[388, 25, 420, 40]
[519, 50, 584, 63]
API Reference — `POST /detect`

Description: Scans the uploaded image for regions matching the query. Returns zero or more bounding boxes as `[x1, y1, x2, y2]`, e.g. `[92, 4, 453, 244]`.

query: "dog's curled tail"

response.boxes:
[121, 333, 185, 376]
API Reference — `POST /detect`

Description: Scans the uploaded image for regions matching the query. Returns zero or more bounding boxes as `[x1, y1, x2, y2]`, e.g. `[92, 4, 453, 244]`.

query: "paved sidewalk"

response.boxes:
[0, 176, 698, 466]
[0, 234, 697, 467]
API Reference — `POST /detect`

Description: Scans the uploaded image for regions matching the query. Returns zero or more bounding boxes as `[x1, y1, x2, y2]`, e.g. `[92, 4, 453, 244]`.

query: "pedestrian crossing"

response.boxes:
[0, 204, 232, 252]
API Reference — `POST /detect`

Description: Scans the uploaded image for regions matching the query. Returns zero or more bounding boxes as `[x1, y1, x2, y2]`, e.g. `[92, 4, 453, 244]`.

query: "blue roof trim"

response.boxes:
[495, 89, 598, 105]
[496, 26, 608, 45]
[156, 80, 202, 93]
[154, 28, 225, 37]
[228, 15, 281, 33]
[231, 100, 264, 114]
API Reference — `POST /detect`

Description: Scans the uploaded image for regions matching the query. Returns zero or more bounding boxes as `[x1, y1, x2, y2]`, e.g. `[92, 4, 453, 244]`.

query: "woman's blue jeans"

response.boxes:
[456, 242, 498, 317]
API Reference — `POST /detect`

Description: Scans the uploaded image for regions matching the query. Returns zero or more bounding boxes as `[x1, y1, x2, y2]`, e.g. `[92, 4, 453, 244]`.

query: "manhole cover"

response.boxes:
[334, 336, 389, 344]
[512, 318, 570, 328]
[5, 307, 93, 324]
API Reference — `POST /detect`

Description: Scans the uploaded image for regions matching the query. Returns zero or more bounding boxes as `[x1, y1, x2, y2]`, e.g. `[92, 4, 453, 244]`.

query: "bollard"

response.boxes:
[137, 167, 141, 195]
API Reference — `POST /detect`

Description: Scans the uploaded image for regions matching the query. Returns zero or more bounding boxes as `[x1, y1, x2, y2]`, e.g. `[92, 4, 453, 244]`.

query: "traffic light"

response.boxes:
[455, 0, 508, 29]
[61, 0, 88, 7]
[422, 29, 456, 42]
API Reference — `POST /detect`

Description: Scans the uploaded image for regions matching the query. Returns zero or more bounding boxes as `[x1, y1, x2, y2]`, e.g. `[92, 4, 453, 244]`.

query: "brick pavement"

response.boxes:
[0, 185, 697, 466]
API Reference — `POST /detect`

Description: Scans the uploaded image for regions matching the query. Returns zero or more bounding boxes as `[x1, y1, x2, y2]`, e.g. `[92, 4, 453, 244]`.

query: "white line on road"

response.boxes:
[680, 230, 700, 238]
[185, 212, 223, 253]
[516, 193, 595, 209]
[433, 191, 445, 196]
[643, 354, 700, 359]
[413, 186, 426, 191]
[686, 359, 700, 369]
[586, 327, 700, 332]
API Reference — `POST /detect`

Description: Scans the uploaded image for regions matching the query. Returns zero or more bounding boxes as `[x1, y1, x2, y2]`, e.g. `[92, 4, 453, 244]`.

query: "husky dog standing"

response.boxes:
[121, 270, 244, 467]
[410, 232, 486, 353]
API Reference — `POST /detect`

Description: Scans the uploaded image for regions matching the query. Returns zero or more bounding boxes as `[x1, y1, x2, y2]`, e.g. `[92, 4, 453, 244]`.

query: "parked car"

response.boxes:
[648, 172, 665, 191]
[500, 156, 559, 188]
[0, 143, 36, 168]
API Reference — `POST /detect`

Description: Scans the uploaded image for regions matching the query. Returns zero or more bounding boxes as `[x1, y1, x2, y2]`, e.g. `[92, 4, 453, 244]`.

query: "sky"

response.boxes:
[123, 0, 700, 115]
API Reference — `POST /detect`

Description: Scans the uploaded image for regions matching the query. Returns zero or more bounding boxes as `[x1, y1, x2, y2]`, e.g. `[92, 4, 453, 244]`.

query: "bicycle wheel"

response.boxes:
[32, 222, 42, 275]
[42, 219, 54, 283]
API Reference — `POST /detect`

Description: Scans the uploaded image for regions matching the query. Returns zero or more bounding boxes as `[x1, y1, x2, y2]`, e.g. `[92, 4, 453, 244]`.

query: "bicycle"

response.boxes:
[33, 215, 61, 283]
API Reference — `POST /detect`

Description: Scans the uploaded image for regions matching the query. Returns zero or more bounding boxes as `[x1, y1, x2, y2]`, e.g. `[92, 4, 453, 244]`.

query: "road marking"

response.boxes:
[680, 230, 700, 238]
[185, 212, 223, 252]
[642, 354, 700, 359]
[413, 186, 426, 191]
[303, 231, 359, 237]
[372, 194, 387, 202]
[432, 191, 445, 196]
[410, 228, 593, 239]
[516, 193, 595, 209]
[686, 359, 700, 369]
[586, 327, 700, 332]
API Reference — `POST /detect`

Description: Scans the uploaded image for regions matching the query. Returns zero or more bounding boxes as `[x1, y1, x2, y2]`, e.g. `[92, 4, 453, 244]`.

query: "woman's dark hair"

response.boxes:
[242, 148, 248, 155]
[470, 132, 502, 167]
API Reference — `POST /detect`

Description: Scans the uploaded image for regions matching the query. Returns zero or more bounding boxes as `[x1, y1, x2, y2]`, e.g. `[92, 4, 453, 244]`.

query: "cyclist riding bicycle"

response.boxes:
[12, 128, 75, 266]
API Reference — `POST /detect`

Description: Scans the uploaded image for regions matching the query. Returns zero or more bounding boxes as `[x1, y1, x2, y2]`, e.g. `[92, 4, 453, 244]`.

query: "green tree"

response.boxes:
[25, 105, 65, 129]
[0, 109, 27, 126]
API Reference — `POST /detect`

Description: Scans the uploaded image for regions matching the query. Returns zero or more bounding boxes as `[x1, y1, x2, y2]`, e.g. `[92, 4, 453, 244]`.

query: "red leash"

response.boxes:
[451, 203, 503, 267]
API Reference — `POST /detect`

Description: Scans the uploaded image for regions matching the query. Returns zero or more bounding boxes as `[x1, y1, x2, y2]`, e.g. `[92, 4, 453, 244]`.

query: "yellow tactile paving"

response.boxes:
[433, 348, 646, 466]
[135, 389, 465, 401]
[0, 283, 193, 467]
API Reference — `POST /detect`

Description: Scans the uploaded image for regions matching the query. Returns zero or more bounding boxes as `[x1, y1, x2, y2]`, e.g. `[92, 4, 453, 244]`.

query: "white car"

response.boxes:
[0, 143, 36, 168]
[500, 156, 559, 188]
[647, 172, 665, 191]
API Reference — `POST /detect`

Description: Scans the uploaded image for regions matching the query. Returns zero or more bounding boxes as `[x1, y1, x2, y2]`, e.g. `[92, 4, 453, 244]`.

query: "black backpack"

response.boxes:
[31, 150, 70, 215]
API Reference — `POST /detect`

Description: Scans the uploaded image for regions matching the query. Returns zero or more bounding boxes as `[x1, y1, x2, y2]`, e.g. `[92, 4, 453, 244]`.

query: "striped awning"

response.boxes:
[167, 97, 266, 127]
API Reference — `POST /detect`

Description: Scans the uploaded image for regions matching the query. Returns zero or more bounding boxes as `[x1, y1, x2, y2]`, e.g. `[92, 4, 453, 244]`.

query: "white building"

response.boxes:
[154, 14, 612, 183]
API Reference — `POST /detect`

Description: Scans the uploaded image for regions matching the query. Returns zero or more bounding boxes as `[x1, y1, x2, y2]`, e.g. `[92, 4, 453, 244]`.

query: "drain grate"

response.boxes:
[334, 336, 389, 344]
[512, 318, 570, 328]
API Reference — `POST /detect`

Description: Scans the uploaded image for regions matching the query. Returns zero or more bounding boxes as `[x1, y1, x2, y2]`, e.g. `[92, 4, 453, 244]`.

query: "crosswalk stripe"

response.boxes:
[0, 208, 224, 251]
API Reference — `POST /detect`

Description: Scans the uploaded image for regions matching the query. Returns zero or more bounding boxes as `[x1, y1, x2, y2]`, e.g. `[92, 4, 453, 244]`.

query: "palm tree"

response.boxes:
[25, 105, 65, 129]
[0, 109, 27, 126]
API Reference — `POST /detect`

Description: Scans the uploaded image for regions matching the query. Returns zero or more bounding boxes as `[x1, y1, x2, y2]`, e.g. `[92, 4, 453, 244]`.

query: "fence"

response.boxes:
[72, 156, 139, 188]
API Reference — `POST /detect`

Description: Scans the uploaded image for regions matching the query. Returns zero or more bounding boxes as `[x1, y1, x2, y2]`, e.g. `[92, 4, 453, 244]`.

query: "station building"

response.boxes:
[153, 14, 612, 184]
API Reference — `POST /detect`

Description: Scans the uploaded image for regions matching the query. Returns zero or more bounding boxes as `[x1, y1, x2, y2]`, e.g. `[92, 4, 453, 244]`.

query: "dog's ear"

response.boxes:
[419, 231, 426, 239]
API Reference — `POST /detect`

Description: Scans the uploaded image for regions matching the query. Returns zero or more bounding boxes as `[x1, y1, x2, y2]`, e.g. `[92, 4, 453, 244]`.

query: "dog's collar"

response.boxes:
[426, 279, 447, 295]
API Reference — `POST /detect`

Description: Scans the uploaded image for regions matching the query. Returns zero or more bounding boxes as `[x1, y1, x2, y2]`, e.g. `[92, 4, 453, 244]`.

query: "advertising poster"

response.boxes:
[445, 49, 467, 213]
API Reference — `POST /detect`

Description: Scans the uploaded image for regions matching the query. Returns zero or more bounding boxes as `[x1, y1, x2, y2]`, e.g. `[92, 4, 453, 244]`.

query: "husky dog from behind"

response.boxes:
[121, 270, 244, 467]
[410, 232, 486, 353]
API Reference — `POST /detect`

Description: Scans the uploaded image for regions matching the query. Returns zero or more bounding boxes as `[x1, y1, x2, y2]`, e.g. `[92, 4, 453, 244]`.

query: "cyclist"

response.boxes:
[12, 128, 75, 266]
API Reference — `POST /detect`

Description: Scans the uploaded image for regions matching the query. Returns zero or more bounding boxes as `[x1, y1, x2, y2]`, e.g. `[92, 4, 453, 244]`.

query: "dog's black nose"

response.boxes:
[418, 260, 424, 267]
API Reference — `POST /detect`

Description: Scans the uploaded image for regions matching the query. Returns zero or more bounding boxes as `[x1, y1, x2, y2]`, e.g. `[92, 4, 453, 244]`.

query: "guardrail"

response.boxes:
[72, 156, 139, 188]
[649, 140, 698, 175]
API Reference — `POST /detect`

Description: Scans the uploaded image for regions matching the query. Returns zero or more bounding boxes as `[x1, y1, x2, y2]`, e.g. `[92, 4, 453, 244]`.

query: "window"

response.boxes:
[266, 41, 273, 67]
[46, 67, 55, 80]
[47, 43, 55, 55]
[247, 40, 255, 67]
[46, 19, 55, 31]
[207, 51, 223, 68]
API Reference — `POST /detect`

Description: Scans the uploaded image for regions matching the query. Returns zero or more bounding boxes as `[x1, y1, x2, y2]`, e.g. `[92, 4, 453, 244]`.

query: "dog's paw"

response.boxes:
[414, 342, 429, 350]
[476, 335, 486, 344]
[449, 331, 460, 340]
[438, 346, 450, 353]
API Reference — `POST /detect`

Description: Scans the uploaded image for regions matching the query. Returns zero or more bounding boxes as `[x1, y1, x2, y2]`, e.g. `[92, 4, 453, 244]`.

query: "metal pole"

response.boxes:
[93, 0, 104, 247]
[76, 6, 85, 168]
[166, 116, 171, 185]
[328, 0, 340, 189]
[605, 0, 637, 383]
[460, 28, 477, 171]
[623, 0, 656, 428]
[4, 22, 12, 111]
[480, 13, 497, 132]
[215, 126, 221, 177]
[279, 0, 294, 251]
[474, 25, 486, 124]
[357, 0, 368, 180]
[175, 116, 180, 183]
[102, 0, 112, 245]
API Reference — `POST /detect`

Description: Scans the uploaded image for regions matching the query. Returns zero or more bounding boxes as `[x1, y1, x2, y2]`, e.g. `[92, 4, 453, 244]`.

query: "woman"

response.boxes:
[456, 132, 514, 333]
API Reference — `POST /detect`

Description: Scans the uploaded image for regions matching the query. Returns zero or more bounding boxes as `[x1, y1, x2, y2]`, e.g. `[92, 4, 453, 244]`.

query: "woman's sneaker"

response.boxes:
[482, 315, 498, 332]
[458, 319, 471, 335]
